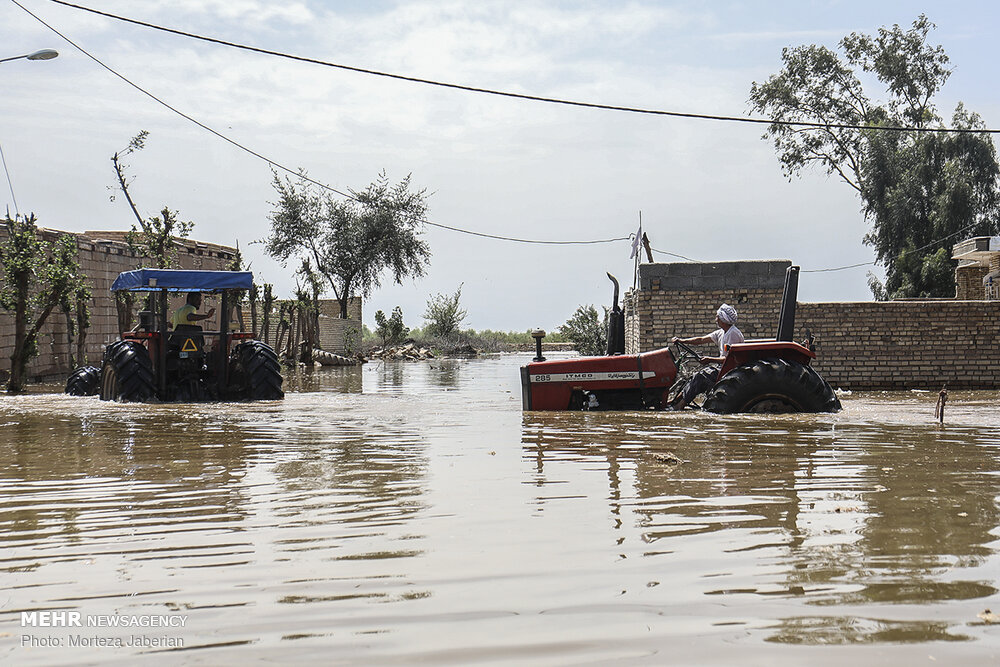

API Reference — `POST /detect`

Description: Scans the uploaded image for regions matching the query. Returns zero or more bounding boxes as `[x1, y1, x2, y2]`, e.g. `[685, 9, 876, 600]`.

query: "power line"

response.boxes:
[424, 220, 628, 245]
[40, 0, 1000, 135]
[14, 1, 994, 265]
[800, 219, 994, 273]
[0, 142, 20, 216]
[649, 246, 701, 263]
[13, 0, 625, 247]
[800, 260, 873, 274]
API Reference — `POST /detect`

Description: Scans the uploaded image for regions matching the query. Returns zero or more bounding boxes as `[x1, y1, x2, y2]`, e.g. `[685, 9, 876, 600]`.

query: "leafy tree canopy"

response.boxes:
[267, 170, 431, 319]
[423, 284, 467, 339]
[749, 15, 1000, 298]
[559, 305, 607, 357]
[374, 306, 409, 347]
[1, 214, 87, 392]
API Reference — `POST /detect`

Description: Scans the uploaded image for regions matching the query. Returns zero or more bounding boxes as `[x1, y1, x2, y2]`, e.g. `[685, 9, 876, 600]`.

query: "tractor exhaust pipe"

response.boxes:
[776, 265, 799, 342]
[606, 272, 625, 355]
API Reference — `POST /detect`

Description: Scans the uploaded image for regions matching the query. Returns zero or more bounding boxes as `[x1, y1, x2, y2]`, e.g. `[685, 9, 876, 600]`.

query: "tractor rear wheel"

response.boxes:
[99, 341, 155, 402]
[702, 358, 840, 414]
[229, 341, 284, 400]
[66, 365, 101, 396]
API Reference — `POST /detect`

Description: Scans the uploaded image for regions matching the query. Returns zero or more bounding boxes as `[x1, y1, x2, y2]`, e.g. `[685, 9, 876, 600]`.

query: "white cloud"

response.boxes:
[5, 1, 987, 330]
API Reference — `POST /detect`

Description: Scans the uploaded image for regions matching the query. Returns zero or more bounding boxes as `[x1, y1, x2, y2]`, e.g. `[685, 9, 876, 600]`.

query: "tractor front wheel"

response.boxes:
[702, 358, 840, 414]
[66, 365, 101, 396]
[99, 341, 155, 402]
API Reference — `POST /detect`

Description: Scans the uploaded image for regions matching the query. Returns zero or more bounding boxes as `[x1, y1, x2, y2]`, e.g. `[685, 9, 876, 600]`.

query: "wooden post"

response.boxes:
[934, 384, 948, 424]
[642, 232, 654, 263]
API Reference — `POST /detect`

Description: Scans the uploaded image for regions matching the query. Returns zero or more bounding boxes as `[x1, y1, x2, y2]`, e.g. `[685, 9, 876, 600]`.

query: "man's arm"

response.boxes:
[186, 307, 217, 323]
[671, 334, 713, 346]
[671, 333, 725, 365]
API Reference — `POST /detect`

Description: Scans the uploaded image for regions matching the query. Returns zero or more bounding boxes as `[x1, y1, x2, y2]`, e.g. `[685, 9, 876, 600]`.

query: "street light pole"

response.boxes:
[0, 49, 59, 64]
[1, 48, 59, 216]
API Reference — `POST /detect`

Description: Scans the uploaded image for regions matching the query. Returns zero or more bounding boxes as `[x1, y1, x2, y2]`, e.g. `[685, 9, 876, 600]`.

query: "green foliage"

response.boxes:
[861, 105, 999, 297]
[1, 214, 87, 392]
[123, 207, 193, 269]
[558, 305, 608, 357]
[749, 15, 1000, 298]
[374, 306, 409, 348]
[267, 170, 431, 319]
[422, 284, 467, 339]
[343, 323, 360, 356]
[866, 272, 888, 302]
[112, 131, 194, 268]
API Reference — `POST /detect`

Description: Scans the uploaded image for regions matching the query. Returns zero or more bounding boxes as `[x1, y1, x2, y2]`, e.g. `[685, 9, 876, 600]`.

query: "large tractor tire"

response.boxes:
[702, 358, 841, 414]
[99, 341, 156, 402]
[65, 365, 101, 396]
[229, 341, 284, 400]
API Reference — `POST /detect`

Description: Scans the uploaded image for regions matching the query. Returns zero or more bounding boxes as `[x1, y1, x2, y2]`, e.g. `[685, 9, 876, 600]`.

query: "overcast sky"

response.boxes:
[3, 1, 999, 331]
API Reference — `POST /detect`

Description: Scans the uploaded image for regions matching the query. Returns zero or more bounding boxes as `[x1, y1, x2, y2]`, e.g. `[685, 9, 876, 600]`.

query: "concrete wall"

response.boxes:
[627, 260, 1000, 390]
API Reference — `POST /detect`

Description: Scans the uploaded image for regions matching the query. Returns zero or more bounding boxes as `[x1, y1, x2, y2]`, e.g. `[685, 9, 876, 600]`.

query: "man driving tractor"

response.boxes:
[171, 292, 216, 329]
[668, 303, 744, 410]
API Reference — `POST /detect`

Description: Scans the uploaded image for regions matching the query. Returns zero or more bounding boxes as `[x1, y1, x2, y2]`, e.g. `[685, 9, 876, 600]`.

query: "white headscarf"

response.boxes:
[717, 303, 738, 325]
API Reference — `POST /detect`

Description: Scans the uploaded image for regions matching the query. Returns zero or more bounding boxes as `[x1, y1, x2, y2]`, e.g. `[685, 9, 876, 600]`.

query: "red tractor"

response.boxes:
[520, 266, 840, 414]
[65, 268, 283, 402]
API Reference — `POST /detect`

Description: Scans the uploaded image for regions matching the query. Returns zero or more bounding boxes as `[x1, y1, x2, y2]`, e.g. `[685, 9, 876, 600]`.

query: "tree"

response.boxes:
[267, 170, 431, 319]
[559, 305, 607, 357]
[423, 284, 467, 338]
[374, 306, 409, 348]
[110, 131, 195, 331]
[111, 131, 194, 268]
[62, 282, 91, 368]
[749, 15, 1000, 298]
[1, 214, 87, 393]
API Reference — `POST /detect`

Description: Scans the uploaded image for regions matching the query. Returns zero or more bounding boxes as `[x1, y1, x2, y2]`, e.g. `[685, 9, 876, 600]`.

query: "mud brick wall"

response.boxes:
[0, 227, 236, 382]
[956, 264, 990, 300]
[799, 301, 1000, 390]
[627, 261, 791, 352]
[627, 260, 1000, 390]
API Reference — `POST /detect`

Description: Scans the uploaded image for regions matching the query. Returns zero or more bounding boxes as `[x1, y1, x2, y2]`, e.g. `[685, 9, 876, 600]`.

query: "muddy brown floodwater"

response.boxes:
[2, 354, 1000, 665]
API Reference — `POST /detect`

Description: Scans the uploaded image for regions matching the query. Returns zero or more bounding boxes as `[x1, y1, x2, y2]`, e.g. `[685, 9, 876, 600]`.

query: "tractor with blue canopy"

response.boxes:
[66, 268, 283, 402]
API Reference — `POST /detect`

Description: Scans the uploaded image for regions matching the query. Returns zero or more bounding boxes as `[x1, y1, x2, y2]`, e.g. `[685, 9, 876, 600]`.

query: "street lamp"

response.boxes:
[0, 49, 59, 64]
[0, 48, 58, 216]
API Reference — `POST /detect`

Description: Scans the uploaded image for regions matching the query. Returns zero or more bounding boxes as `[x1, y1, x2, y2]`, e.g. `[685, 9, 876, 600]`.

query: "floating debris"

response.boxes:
[313, 349, 359, 366]
[651, 451, 682, 465]
[370, 343, 435, 361]
[978, 609, 997, 624]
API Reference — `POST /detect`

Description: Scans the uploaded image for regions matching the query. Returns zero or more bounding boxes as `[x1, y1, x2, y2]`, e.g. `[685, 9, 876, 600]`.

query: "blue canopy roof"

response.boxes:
[111, 269, 253, 292]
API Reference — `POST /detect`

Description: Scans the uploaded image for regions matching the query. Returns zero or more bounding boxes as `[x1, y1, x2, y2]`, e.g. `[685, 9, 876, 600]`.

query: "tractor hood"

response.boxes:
[111, 269, 253, 292]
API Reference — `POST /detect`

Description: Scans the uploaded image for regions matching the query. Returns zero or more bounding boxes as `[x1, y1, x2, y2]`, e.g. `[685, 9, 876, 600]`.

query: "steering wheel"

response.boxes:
[672, 339, 703, 362]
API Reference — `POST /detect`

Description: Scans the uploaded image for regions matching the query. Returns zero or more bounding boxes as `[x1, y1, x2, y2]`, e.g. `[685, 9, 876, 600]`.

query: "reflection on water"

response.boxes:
[2, 356, 1000, 663]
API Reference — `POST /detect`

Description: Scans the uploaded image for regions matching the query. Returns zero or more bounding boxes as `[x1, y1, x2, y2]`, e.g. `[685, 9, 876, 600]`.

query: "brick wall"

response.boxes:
[627, 260, 1000, 390]
[0, 227, 235, 382]
[626, 261, 790, 353]
[798, 300, 1000, 390]
[956, 264, 989, 300]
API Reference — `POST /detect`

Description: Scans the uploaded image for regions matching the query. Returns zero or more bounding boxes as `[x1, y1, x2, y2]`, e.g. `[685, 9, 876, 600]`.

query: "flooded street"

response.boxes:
[2, 354, 1000, 665]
